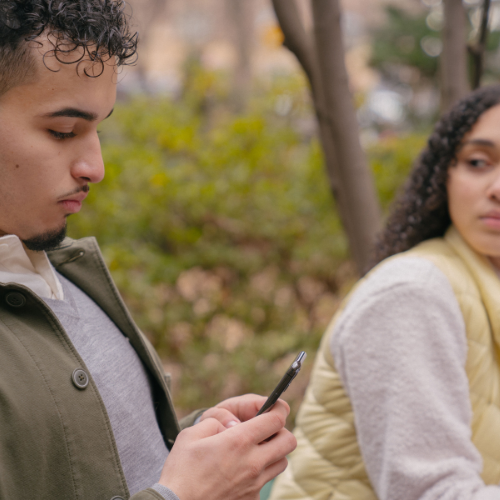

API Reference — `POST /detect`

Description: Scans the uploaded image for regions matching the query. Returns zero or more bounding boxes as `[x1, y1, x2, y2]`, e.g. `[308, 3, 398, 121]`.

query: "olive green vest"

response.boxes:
[0, 237, 197, 500]
[270, 226, 500, 500]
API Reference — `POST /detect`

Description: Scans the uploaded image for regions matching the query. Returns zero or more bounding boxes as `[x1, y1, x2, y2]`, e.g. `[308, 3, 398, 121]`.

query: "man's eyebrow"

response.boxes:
[41, 108, 98, 121]
[41, 107, 114, 121]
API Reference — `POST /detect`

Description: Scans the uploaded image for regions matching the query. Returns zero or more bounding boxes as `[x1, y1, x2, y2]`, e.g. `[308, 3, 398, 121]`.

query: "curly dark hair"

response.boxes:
[0, 0, 138, 94]
[372, 85, 500, 267]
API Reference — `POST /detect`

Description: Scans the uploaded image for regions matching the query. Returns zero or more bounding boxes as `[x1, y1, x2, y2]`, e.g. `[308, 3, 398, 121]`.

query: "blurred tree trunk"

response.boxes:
[226, 0, 254, 112]
[272, 0, 381, 273]
[271, 1, 354, 261]
[470, 0, 491, 89]
[312, 0, 381, 271]
[441, 0, 469, 112]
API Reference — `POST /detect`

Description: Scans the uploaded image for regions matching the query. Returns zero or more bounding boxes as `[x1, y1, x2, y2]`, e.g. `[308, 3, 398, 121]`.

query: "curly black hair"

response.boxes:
[372, 85, 500, 267]
[0, 0, 138, 94]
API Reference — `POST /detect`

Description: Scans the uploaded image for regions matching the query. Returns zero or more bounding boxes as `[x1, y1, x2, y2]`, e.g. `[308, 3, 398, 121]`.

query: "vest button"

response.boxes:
[71, 369, 89, 390]
[5, 292, 26, 308]
[110, 497, 125, 500]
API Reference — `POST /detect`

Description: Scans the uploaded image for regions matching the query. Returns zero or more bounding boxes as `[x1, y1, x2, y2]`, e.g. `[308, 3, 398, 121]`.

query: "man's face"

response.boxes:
[0, 37, 117, 245]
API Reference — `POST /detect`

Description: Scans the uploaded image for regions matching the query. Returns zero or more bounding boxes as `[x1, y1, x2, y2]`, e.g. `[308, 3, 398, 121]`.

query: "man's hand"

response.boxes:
[158, 399, 296, 500]
[199, 394, 271, 428]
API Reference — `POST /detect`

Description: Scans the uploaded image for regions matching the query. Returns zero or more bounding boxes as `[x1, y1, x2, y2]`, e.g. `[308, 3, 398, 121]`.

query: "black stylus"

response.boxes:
[256, 351, 307, 416]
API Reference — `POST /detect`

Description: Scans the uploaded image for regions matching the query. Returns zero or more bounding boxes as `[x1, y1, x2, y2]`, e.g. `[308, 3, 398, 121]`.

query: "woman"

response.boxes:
[270, 85, 500, 500]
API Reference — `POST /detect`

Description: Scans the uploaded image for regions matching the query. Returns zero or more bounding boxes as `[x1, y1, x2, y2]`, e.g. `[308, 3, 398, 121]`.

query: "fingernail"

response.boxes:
[226, 420, 239, 428]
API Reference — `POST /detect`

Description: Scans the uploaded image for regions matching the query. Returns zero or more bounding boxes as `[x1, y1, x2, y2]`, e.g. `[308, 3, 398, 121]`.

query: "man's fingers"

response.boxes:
[259, 457, 289, 487]
[255, 399, 290, 428]
[200, 407, 241, 428]
[267, 399, 290, 418]
[258, 427, 297, 467]
[215, 394, 268, 422]
[252, 397, 290, 421]
[213, 394, 291, 423]
[178, 416, 226, 442]
[233, 400, 290, 444]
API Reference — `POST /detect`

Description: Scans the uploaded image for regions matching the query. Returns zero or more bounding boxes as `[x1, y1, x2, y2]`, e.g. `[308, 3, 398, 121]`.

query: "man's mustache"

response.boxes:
[58, 185, 90, 199]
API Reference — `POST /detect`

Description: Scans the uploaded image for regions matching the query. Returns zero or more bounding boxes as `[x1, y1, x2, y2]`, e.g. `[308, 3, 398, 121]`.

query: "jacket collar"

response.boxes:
[47, 236, 181, 443]
[46, 236, 140, 351]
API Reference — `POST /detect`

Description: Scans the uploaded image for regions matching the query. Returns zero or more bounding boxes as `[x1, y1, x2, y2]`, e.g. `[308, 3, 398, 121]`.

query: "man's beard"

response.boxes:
[22, 224, 67, 252]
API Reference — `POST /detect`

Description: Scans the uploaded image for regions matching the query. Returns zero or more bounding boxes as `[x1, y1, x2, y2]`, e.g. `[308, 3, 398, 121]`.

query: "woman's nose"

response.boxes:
[487, 170, 500, 202]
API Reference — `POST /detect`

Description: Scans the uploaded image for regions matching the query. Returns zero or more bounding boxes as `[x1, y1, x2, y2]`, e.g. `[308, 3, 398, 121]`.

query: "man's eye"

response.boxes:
[49, 130, 76, 140]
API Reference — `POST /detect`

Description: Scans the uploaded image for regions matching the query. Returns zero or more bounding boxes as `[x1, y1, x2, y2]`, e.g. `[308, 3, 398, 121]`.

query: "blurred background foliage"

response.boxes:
[370, 5, 441, 79]
[370, 3, 500, 84]
[361, 2, 500, 134]
[69, 61, 426, 423]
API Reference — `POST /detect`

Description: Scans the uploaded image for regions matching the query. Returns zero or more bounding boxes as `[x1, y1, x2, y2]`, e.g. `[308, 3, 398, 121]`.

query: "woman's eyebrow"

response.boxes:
[461, 138, 496, 148]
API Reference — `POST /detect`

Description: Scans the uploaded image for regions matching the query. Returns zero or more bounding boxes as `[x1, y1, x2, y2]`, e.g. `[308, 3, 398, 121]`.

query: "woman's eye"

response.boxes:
[467, 158, 488, 168]
[49, 130, 76, 140]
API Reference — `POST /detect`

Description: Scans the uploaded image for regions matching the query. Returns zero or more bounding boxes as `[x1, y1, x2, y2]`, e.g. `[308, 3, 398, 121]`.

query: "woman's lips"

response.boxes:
[58, 199, 82, 213]
[480, 213, 500, 229]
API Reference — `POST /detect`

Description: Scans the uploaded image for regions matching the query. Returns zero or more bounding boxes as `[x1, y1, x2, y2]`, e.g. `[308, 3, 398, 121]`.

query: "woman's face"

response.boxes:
[448, 104, 500, 267]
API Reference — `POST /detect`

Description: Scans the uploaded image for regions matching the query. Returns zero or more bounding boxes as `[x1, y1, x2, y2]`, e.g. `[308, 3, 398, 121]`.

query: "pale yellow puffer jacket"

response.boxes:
[270, 226, 500, 500]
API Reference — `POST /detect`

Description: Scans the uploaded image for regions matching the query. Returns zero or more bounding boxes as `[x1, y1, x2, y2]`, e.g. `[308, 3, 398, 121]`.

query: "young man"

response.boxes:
[0, 2, 296, 499]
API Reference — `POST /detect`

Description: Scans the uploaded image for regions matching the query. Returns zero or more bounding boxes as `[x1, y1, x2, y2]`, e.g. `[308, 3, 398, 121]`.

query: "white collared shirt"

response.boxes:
[0, 234, 64, 300]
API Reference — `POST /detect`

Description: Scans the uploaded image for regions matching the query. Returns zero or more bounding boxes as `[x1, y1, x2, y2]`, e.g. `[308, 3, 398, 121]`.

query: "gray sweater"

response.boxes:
[330, 257, 500, 500]
[44, 272, 178, 500]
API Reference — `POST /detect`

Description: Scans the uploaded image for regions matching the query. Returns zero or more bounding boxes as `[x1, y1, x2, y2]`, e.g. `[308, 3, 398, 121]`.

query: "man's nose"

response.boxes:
[70, 133, 105, 184]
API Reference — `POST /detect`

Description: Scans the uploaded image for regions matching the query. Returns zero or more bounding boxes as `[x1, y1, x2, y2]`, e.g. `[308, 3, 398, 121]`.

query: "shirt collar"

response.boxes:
[0, 234, 64, 300]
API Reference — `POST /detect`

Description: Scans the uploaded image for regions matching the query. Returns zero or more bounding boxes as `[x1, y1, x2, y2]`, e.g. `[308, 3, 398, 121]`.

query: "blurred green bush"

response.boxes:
[68, 68, 426, 421]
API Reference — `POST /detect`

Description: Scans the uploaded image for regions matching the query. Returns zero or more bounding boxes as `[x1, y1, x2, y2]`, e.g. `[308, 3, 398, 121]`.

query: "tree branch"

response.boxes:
[271, 0, 340, 189]
[441, 0, 469, 111]
[271, 0, 319, 97]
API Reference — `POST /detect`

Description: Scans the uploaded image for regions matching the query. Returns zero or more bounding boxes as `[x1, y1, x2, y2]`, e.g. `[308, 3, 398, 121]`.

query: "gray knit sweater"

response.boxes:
[44, 272, 178, 500]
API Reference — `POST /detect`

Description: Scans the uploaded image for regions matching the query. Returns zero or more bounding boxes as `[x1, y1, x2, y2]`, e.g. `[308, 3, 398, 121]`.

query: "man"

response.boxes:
[0, 1, 296, 499]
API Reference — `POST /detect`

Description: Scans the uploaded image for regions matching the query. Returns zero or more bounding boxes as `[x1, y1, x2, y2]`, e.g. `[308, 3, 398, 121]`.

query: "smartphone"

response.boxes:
[256, 351, 307, 416]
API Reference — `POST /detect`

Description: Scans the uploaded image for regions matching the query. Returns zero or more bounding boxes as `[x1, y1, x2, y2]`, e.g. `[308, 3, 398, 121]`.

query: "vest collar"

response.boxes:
[444, 225, 500, 346]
